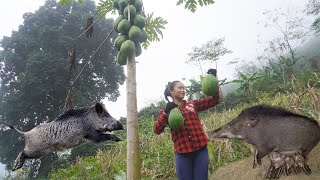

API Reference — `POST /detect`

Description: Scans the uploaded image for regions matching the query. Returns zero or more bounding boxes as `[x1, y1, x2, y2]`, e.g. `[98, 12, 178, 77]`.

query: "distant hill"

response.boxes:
[298, 37, 320, 59]
[220, 82, 240, 95]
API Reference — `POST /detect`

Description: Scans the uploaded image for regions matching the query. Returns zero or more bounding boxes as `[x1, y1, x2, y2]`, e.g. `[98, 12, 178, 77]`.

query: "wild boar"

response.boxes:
[6, 102, 124, 171]
[208, 104, 320, 176]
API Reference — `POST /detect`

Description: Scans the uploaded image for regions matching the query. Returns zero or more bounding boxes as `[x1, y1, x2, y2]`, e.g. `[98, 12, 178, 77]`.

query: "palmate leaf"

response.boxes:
[142, 12, 168, 49]
[97, 0, 117, 15]
[177, 0, 215, 13]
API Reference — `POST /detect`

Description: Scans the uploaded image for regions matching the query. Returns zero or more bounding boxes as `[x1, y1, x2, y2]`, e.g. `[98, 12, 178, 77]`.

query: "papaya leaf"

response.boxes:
[198, 0, 203, 7]
[176, 0, 185, 6]
[185, 0, 197, 13]
[97, 0, 117, 15]
[177, 0, 215, 12]
[202, 0, 215, 6]
[142, 13, 168, 49]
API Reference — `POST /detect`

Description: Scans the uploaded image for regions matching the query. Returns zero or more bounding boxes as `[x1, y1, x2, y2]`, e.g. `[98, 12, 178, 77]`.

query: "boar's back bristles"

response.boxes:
[241, 104, 319, 125]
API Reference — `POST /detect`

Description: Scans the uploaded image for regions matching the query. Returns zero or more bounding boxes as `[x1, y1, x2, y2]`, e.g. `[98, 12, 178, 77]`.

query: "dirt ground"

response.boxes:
[209, 144, 320, 180]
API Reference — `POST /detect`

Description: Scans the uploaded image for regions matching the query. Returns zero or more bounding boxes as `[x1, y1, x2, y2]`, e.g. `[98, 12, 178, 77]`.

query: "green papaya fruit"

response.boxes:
[168, 108, 184, 130]
[202, 74, 219, 96]
[120, 40, 136, 57]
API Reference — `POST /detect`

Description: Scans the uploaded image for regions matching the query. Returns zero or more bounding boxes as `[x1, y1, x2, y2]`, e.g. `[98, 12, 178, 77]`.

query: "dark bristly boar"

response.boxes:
[208, 104, 320, 176]
[6, 102, 124, 171]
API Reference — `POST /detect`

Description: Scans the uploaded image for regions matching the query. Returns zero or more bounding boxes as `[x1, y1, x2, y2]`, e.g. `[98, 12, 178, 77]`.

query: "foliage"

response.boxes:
[253, 8, 312, 84]
[0, 0, 125, 178]
[187, 38, 232, 75]
[138, 100, 166, 119]
[176, 0, 215, 13]
[260, 8, 311, 59]
[232, 72, 260, 98]
[142, 13, 168, 49]
[185, 78, 205, 100]
[216, 90, 249, 111]
[59, 0, 85, 5]
[306, 0, 320, 34]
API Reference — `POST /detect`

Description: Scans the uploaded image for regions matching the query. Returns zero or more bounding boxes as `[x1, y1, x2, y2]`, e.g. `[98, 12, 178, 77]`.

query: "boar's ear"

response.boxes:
[95, 103, 105, 115]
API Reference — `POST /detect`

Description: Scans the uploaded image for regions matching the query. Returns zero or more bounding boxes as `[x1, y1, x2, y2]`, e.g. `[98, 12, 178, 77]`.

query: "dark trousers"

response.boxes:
[175, 145, 209, 180]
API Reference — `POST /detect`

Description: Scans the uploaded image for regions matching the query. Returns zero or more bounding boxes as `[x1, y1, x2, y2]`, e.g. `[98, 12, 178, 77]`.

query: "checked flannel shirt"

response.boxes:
[154, 91, 220, 153]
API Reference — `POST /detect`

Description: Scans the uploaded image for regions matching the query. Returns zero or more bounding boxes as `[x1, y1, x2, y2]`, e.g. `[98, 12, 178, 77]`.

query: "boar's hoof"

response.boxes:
[12, 151, 26, 171]
[302, 164, 312, 175]
[12, 164, 23, 172]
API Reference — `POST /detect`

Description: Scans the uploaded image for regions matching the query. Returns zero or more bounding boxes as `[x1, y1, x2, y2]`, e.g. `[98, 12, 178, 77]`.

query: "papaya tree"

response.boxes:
[58, 0, 216, 179]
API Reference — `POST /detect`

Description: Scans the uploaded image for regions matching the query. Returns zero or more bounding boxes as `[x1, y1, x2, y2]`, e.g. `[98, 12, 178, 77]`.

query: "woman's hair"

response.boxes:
[164, 81, 180, 102]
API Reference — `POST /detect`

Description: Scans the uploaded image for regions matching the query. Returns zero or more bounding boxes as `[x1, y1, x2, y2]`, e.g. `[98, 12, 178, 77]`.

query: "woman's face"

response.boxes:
[170, 82, 186, 101]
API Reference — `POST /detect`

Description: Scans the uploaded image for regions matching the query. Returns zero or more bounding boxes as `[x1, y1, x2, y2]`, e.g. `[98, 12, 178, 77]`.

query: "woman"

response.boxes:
[153, 69, 220, 180]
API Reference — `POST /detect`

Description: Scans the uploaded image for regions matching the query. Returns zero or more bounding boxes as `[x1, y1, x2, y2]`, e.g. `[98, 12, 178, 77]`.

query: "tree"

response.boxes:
[187, 38, 232, 75]
[0, 0, 125, 178]
[235, 7, 314, 96]
[306, 0, 320, 34]
[138, 100, 166, 120]
[257, 8, 312, 83]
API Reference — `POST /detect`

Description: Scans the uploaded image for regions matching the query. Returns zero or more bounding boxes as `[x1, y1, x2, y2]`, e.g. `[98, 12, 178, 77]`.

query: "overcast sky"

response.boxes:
[0, 0, 308, 119]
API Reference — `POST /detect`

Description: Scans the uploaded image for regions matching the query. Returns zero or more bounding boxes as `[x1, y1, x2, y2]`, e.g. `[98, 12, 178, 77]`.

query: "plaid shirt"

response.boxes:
[154, 91, 220, 153]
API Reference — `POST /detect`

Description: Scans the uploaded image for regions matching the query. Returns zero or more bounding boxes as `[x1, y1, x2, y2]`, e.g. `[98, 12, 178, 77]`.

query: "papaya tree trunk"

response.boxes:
[126, 55, 141, 179]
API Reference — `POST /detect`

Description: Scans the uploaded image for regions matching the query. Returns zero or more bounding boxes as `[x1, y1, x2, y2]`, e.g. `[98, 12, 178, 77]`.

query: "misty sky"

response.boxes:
[0, 0, 309, 120]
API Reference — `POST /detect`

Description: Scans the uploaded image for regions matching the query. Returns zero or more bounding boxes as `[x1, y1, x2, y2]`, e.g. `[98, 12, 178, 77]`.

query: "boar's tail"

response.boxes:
[4, 124, 25, 134]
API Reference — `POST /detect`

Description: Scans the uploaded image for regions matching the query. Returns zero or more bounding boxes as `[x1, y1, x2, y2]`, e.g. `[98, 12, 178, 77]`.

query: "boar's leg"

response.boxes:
[302, 164, 312, 175]
[253, 147, 258, 168]
[256, 149, 269, 167]
[86, 132, 121, 143]
[12, 151, 27, 171]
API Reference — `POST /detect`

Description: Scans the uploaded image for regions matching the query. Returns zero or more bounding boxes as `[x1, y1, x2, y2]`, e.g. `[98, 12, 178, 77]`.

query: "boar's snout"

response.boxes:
[208, 125, 244, 140]
[103, 119, 124, 131]
[114, 121, 124, 130]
